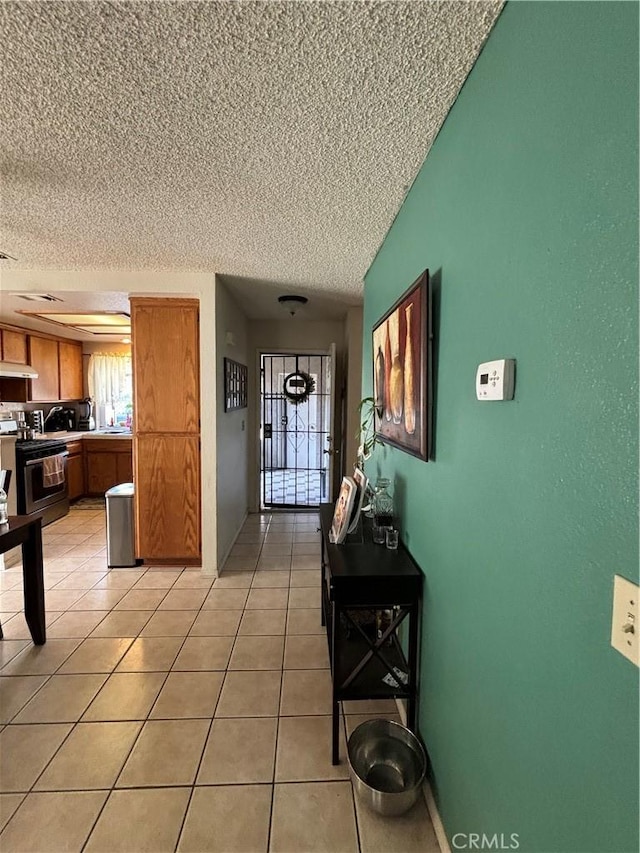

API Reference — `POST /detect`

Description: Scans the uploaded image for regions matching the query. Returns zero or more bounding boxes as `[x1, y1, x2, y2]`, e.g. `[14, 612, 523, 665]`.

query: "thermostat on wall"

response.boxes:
[476, 359, 515, 401]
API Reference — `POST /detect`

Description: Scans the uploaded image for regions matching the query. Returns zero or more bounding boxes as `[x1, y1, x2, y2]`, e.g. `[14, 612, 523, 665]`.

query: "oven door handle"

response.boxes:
[25, 451, 69, 467]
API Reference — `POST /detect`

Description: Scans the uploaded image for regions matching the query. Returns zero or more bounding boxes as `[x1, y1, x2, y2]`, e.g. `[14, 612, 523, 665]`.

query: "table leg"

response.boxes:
[407, 602, 419, 730]
[22, 522, 46, 645]
[331, 601, 339, 765]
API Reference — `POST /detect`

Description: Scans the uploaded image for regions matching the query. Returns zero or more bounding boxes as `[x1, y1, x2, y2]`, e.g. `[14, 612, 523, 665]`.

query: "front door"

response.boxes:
[260, 351, 333, 508]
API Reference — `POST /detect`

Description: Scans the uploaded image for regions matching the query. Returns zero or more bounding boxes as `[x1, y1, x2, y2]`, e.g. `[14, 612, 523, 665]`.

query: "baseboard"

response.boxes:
[216, 510, 249, 575]
[394, 698, 451, 853]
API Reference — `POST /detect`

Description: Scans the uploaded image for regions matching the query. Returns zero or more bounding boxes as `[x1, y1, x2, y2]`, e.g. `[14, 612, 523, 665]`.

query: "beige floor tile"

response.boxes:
[0, 794, 24, 833]
[172, 636, 234, 671]
[293, 532, 319, 543]
[1, 639, 82, 676]
[116, 718, 209, 787]
[150, 671, 223, 718]
[246, 587, 289, 610]
[0, 614, 61, 642]
[251, 571, 290, 588]
[178, 785, 271, 853]
[157, 588, 208, 610]
[292, 543, 321, 556]
[173, 572, 215, 589]
[223, 556, 258, 571]
[229, 635, 284, 670]
[276, 716, 349, 782]
[354, 789, 440, 853]
[257, 556, 291, 571]
[13, 673, 107, 723]
[291, 555, 321, 571]
[133, 570, 181, 589]
[0, 676, 49, 724]
[46, 610, 110, 638]
[0, 592, 25, 612]
[261, 543, 292, 556]
[90, 609, 152, 637]
[40, 589, 85, 611]
[82, 672, 166, 721]
[85, 787, 190, 853]
[140, 610, 197, 637]
[270, 781, 358, 853]
[284, 635, 330, 670]
[70, 588, 127, 610]
[289, 569, 319, 587]
[288, 587, 320, 608]
[213, 571, 254, 589]
[51, 571, 107, 590]
[116, 637, 183, 671]
[197, 717, 277, 784]
[286, 608, 325, 635]
[114, 587, 169, 610]
[230, 543, 262, 557]
[188, 609, 242, 636]
[92, 570, 146, 589]
[216, 670, 282, 717]
[238, 609, 287, 636]
[35, 721, 142, 790]
[280, 669, 333, 716]
[263, 533, 293, 545]
[58, 637, 134, 673]
[235, 532, 265, 544]
[342, 698, 399, 715]
[0, 640, 30, 669]
[202, 588, 249, 610]
[0, 723, 72, 791]
[0, 791, 107, 852]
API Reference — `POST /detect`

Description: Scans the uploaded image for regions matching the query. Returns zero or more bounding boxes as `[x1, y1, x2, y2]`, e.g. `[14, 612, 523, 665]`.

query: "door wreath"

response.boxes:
[283, 371, 316, 405]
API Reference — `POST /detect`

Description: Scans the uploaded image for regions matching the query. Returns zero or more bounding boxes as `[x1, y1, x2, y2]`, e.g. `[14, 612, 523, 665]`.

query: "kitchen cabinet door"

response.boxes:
[131, 299, 199, 433]
[29, 336, 60, 401]
[67, 453, 85, 501]
[58, 341, 84, 400]
[117, 451, 133, 484]
[86, 452, 118, 495]
[135, 434, 200, 561]
[1, 329, 28, 363]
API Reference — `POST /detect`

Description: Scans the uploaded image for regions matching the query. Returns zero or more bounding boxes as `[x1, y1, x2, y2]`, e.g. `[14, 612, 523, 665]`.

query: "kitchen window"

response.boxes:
[87, 353, 133, 429]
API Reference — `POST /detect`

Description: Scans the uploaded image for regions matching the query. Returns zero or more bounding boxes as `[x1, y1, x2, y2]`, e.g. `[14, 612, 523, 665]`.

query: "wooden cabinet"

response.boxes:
[29, 336, 60, 401]
[1, 329, 27, 363]
[85, 439, 133, 496]
[66, 440, 85, 501]
[131, 297, 201, 562]
[135, 434, 200, 561]
[58, 341, 83, 401]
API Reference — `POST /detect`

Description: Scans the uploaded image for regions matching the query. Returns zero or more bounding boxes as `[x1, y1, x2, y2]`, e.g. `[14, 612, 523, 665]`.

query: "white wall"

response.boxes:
[0, 270, 218, 572]
[215, 278, 250, 567]
[344, 306, 363, 473]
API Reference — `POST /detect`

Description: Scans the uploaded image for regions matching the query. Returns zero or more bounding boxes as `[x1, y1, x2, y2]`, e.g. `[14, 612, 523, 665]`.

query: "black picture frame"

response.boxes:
[224, 357, 248, 412]
[372, 269, 432, 461]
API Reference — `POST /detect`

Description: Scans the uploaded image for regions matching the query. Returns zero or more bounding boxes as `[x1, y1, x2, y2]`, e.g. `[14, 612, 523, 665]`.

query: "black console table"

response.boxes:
[319, 504, 423, 764]
[0, 516, 46, 645]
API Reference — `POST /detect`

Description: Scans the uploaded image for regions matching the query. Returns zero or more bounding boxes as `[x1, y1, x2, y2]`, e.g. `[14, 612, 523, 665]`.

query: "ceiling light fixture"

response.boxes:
[278, 295, 308, 317]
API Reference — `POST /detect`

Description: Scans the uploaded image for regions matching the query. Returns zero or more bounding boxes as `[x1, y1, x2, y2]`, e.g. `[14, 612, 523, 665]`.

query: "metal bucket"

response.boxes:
[347, 719, 427, 817]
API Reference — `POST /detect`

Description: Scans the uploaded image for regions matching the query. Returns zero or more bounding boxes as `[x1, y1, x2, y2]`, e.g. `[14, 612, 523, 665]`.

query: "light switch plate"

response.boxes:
[611, 575, 639, 666]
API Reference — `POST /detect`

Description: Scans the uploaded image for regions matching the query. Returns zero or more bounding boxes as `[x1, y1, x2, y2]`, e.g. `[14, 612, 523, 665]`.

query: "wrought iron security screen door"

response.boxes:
[261, 352, 333, 508]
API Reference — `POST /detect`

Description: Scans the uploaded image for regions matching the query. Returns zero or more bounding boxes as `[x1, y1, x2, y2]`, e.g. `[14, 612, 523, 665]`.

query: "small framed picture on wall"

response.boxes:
[224, 357, 248, 412]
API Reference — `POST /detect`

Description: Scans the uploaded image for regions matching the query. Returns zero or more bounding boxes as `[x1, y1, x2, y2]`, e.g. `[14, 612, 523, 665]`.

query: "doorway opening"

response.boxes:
[260, 352, 333, 509]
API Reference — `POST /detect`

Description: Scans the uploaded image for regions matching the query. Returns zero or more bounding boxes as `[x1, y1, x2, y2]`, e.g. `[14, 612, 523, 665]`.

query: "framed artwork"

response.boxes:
[330, 476, 357, 544]
[224, 357, 248, 412]
[372, 269, 432, 461]
[347, 466, 369, 534]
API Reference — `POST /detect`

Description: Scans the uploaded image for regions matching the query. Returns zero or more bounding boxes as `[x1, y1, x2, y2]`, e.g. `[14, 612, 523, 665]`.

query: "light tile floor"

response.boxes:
[0, 508, 439, 853]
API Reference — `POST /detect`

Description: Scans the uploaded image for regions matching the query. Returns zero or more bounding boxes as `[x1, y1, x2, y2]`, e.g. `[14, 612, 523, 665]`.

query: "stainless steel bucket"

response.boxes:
[347, 719, 427, 817]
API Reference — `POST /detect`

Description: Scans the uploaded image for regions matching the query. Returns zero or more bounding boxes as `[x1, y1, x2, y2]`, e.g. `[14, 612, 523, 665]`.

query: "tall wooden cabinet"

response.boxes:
[131, 298, 201, 562]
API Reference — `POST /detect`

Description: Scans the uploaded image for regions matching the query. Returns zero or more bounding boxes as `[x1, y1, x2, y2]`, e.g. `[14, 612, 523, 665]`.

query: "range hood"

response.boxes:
[0, 361, 39, 379]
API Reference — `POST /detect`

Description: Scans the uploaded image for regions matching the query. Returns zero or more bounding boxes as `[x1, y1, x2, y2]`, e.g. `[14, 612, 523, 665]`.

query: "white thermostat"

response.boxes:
[476, 359, 515, 401]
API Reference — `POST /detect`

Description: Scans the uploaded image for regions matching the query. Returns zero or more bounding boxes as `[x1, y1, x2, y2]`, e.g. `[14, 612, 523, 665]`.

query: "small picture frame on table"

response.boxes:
[329, 476, 357, 544]
[347, 467, 368, 534]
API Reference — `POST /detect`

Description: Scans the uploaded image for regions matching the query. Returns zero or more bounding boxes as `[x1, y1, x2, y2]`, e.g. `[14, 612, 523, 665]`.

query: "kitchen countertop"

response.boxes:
[39, 431, 133, 441]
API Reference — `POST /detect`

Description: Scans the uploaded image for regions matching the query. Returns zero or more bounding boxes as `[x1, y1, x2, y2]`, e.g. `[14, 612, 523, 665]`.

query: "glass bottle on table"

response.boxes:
[372, 478, 394, 543]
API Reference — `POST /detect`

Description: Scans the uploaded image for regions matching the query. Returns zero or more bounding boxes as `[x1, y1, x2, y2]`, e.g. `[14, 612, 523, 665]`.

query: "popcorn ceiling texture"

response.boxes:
[0, 1, 503, 295]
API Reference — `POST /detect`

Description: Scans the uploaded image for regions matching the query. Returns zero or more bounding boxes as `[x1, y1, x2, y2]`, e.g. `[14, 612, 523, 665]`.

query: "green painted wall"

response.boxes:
[362, 3, 638, 852]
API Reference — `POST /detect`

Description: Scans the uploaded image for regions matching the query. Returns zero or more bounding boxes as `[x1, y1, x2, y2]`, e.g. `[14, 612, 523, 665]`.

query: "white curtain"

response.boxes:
[88, 353, 132, 407]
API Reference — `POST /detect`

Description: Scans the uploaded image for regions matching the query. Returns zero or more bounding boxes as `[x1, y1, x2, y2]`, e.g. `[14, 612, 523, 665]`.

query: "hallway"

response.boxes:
[0, 508, 438, 852]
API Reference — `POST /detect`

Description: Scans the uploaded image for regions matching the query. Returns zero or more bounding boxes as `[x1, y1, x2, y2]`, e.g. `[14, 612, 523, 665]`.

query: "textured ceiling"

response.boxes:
[0, 0, 503, 301]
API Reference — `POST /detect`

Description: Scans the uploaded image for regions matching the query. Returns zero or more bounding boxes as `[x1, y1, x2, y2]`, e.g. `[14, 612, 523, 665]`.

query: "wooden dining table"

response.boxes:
[0, 515, 46, 644]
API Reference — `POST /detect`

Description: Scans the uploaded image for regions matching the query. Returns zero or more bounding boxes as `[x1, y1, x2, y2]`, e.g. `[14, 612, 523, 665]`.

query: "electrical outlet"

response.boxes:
[611, 575, 639, 667]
